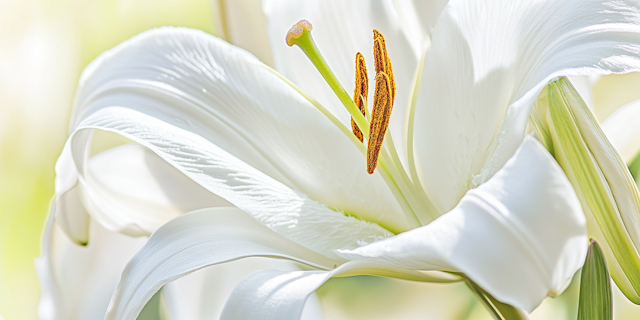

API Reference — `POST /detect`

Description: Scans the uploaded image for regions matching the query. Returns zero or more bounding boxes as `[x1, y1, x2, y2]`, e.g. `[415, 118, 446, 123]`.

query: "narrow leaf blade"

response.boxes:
[578, 239, 612, 320]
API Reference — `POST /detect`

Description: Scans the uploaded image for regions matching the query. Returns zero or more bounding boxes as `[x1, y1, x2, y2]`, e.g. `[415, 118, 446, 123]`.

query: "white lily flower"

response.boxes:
[40, 0, 640, 318]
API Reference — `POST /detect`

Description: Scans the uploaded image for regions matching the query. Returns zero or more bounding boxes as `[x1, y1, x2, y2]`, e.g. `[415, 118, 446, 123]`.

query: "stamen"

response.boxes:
[283, 23, 424, 227]
[367, 30, 397, 174]
[286, 20, 313, 47]
[367, 72, 393, 174]
[352, 52, 368, 142]
[373, 30, 396, 103]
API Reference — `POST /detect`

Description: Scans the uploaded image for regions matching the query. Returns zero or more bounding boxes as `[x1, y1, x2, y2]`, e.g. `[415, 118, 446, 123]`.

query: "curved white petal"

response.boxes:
[339, 137, 587, 312]
[162, 257, 323, 320]
[68, 106, 391, 257]
[54, 141, 90, 244]
[68, 26, 409, 233]
[105, 207, 340, 320]
[36, 206, 63, 320]
[81, 143, 230, 236]
[602, 99, 640, 163]
[264, 0, 418, 166]
[415, 0, 640, 211]
[36, 204, 147, 320]
[220, 259, 459, 320]
[55, 184, 91, 245]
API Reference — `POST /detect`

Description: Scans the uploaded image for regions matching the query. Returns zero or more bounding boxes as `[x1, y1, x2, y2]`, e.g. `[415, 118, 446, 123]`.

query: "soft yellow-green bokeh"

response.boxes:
[0, 1, 215, 319]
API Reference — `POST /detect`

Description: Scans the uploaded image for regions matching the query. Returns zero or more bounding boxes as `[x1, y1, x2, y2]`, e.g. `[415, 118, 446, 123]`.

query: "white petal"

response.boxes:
[69, 106, 391, 257]
[54, 141, 90, 244]
[81, 143, 230, 236]
[602, 99, 640, 163]
[55, 184, 91, 245]
[220, 0, 274, 66]
[264, 0, 418, 167]
[162, 257, 323, 320]
[55, 139, 79, 195]
[339, 137, 587, 312]
[105, 207, 340, 320]
[69, 26, 409, 233]
[36, 204, 147, 320]
[391, 0, 450, 53]
[415, 0, 640, 212]
[220, 260, 459, 320]
[36, 207, 63, 320]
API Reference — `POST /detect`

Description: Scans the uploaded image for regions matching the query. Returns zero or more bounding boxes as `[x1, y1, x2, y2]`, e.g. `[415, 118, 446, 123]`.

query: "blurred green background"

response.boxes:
[2, 1, 640, 320]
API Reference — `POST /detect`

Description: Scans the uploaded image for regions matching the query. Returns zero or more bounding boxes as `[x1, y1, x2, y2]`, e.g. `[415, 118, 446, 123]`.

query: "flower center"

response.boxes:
[287, 22, 399, 175]
[285, 19, 440, 227]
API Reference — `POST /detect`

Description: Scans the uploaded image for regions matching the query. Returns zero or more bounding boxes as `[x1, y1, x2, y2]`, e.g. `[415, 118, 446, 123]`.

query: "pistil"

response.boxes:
[286, 20, 369, 137]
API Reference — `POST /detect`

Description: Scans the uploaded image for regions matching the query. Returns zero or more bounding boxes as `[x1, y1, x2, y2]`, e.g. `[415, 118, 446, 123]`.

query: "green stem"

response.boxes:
[292, 30, 369, 137]
[464, 277, 530, 320]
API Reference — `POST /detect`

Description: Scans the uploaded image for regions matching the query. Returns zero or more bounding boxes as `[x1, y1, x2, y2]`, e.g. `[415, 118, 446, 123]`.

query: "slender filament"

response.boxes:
[285, 20, 369, 137]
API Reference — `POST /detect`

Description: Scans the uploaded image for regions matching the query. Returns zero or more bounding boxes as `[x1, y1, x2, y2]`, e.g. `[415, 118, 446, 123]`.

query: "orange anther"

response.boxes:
[352, 52, 369, 142]
[373, 30, 396, 103]
[367, 72, 393, 174]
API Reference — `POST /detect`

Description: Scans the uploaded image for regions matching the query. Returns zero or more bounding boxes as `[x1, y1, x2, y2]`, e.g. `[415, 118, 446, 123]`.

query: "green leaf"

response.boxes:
[578, 240, 612, 320]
